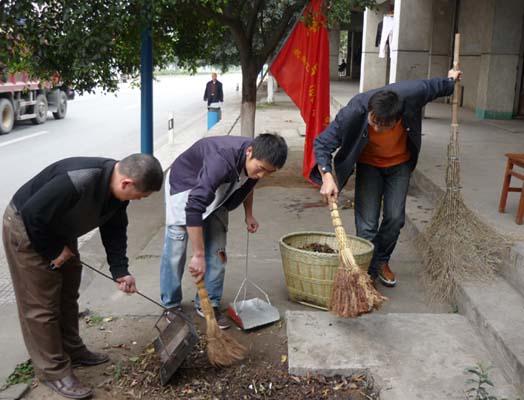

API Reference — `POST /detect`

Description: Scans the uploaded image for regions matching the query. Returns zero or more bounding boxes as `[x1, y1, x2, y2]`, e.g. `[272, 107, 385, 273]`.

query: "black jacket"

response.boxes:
[12, 157, 130, 279]
[311, 77, 455, 188]
[203, 80, 224, 105]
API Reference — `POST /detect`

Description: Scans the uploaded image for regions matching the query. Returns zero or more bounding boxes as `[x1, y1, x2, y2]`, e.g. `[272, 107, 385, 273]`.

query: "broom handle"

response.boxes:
[328, 198, 358, 266]
[451, 33, 460, 127]
[196, 280, 216, 318]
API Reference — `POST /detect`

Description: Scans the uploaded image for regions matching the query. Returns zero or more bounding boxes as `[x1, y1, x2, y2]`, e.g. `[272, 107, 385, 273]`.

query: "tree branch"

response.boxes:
[246, 0, 265, 42]
[256, 0, 308, 70]
[193, 2, 239, 28]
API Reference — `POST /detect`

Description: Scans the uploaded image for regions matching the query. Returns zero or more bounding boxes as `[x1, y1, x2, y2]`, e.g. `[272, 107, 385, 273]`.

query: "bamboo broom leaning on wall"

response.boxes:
[418, 33, 508, 303]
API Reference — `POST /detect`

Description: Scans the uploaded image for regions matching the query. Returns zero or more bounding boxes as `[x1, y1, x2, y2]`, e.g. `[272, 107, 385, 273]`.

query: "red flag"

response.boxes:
[270, 0, 330, 184]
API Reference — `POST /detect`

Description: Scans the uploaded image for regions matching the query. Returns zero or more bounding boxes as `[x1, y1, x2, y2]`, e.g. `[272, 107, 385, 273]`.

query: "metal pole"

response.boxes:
[140, 25, 153, 154]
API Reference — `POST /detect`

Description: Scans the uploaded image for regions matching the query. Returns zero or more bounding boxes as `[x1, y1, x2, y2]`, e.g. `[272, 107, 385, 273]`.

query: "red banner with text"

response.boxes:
[270, 0, 330, 184]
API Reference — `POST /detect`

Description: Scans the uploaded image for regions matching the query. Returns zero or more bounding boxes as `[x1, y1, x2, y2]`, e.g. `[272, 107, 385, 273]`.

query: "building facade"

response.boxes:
[333, 0, 524, 119]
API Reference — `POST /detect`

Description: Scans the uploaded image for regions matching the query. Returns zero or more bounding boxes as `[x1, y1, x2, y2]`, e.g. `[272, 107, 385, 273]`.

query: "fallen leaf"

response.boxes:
[280, 355, 287, 363]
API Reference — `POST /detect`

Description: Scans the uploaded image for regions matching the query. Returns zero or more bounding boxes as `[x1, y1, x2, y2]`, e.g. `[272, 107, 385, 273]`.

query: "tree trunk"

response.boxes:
[240, 63, 258, 138]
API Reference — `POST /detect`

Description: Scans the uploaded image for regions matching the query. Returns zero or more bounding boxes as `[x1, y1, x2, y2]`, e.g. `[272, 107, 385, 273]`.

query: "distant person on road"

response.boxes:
[2, 154, 163, 400]
[203, 72, 224, 107]
[160, 133, 287, 330]
[311, 69, 462, 288]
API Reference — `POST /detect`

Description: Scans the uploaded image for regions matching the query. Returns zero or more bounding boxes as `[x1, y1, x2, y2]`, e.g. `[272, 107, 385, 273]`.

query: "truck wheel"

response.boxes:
[31, 94, 48, 125]
[0, 98, 15, 134]
[52, 91, 67, 119]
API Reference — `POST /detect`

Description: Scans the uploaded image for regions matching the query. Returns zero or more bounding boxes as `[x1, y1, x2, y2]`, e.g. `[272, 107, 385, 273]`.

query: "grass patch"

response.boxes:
[84, 312, 105, 326]
[256, 101, 276, 110]
[2, 360, 34, 389]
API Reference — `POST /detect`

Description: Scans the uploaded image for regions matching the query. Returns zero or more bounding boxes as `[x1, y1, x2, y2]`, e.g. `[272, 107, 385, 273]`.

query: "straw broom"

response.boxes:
[196, 280, 247, 367]
[418, 33, 508, 303]
[329, 198, 387, 318]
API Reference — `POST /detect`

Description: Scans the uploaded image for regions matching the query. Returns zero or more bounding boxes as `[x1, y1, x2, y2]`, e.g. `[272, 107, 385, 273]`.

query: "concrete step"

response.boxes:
[501, 242, 524, 299]
[287, 311, 519, 400]
[407, 173, 524, 397]
[410, 169, 524, 299]
[456, 278, 524, 395]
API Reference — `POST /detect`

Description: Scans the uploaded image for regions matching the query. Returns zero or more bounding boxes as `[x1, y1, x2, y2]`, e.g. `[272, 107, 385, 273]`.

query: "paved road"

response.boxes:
[0, 72, 242, 305]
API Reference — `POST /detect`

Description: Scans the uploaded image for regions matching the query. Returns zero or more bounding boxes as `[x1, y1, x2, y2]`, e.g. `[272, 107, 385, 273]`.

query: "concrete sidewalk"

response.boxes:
[1, 81, 523, 399]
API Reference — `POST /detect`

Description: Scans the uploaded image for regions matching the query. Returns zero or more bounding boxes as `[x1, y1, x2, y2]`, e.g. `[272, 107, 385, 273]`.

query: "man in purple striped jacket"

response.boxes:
[160, 133, 287, 329]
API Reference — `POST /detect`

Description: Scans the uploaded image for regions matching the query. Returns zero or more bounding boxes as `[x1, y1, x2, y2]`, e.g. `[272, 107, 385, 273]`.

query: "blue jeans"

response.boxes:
[354, 161, 411, 278]
[160, 207, 228, 309]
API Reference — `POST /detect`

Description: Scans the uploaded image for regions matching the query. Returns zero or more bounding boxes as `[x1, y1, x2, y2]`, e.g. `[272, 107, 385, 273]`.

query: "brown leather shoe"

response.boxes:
[43, 373, 92, 399]
[378, 262, 396, 287]
[71, 349, 109, 368]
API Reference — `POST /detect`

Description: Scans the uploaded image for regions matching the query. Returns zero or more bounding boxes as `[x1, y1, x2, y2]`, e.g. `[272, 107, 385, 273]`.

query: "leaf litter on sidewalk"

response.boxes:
[108, 329, 379, 400]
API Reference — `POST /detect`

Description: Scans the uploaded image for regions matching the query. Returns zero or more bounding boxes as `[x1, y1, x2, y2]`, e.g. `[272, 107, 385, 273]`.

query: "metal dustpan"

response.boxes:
[78, 261, 198, 386]
[228, 233, 280, 330]
[153, 310, 199, 385]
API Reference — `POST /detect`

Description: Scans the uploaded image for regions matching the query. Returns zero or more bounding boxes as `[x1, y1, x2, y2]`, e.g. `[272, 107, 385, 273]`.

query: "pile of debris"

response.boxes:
[108, 333, 379, 399]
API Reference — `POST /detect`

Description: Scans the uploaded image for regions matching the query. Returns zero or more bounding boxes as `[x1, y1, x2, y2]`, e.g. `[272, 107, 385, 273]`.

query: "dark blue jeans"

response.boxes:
[354, 161, 411, 278]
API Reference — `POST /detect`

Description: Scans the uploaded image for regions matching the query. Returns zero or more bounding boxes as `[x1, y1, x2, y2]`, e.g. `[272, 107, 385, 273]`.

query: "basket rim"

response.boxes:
[278, 230, 374, 257]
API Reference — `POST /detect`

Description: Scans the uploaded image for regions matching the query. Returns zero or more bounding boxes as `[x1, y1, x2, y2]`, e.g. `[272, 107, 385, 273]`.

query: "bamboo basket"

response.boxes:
[279, 231, 374, 310]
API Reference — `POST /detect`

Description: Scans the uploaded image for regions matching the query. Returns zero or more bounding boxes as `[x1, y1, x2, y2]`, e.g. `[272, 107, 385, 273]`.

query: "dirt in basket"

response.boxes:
[300, 243, 337, 253]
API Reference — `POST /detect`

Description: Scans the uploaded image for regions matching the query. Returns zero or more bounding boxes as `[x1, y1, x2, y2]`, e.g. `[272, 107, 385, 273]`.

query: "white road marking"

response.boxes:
[0, 131, 48, 148]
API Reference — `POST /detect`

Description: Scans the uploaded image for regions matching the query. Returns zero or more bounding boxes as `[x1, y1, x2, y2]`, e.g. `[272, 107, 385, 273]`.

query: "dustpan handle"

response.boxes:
[232, 232, 272, 315]
[79, 260, 168, 311]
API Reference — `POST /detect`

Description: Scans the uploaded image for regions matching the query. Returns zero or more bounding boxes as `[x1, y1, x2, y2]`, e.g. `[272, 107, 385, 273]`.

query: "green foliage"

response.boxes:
[326, 0, 377, 28]
[464, 363, 520, 400]
[1, 0, 378, 96]
[113, 360, 125, 381]
[84, 312, 104, 326]
[3, 360, 34, 388]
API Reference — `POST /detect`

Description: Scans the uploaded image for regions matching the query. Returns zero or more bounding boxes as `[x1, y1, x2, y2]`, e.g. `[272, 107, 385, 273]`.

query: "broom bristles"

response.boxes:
[328, 200, 387, 318]
[418, 193, 508, 303]
[329, 265, 387, 318]
[205, 315, 247, 367]
[197, 281, 247, 367]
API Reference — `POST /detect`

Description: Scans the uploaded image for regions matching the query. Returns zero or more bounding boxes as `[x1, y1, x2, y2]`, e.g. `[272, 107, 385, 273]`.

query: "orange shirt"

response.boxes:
[358, 120, 411, 167]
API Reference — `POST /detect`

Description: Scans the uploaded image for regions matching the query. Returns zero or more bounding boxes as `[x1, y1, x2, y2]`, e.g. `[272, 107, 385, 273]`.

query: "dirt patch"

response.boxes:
[258, 149, 356, 197]
[258, 149, 314, 189]
[24, 315, 379, 399]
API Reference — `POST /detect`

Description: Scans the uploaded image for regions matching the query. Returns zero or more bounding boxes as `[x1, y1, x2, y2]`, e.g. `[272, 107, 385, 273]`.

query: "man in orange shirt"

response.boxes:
[311, 69, 461, 287]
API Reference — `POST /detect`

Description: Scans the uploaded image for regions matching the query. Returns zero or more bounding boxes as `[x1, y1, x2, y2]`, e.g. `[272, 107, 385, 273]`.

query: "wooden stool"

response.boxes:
[499, 153, 524, 224]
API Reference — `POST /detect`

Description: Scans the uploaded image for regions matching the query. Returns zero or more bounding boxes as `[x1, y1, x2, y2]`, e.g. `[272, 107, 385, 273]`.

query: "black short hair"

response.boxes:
[251, 133, 288, 169]
[368, 90, 404, 125]
[118, 154, 163, 192]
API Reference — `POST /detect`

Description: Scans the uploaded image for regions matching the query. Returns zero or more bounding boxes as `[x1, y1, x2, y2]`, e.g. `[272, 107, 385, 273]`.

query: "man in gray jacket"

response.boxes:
[2, 154, 163, 399]
[311, 69, 461, 288]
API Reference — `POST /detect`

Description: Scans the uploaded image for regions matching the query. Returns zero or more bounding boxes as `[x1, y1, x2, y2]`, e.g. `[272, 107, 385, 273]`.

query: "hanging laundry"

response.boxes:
[379, 15, 394, 58]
